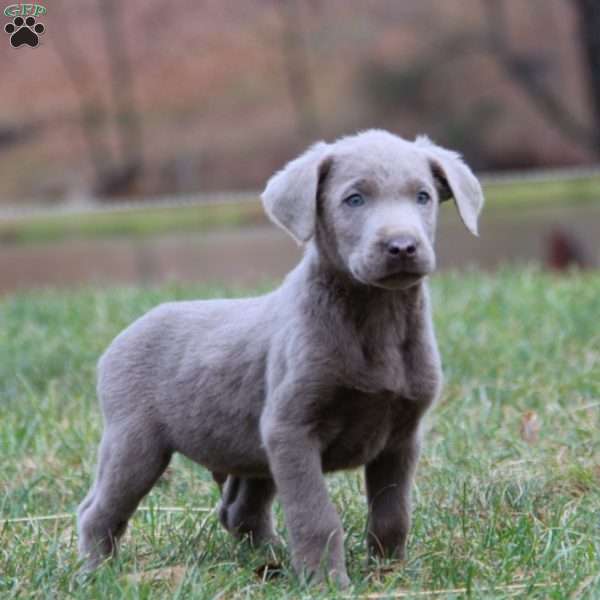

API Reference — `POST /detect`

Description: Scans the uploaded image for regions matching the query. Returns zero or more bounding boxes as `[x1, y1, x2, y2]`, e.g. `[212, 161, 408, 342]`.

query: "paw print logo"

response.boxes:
[4, 15, 45, 48]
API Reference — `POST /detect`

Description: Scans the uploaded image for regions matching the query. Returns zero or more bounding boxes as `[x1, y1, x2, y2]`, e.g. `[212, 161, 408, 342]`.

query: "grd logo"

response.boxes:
[4, 3, 46, 47]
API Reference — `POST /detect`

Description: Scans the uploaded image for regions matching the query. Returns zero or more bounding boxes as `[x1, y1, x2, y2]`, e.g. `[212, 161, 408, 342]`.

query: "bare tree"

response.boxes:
[482, 0, 600, 155]
[50, 3, 112, 191]
[277, 0, 320, 137]
[98, 0, 144, 187]
[51, 0, 144, 198]
[572, 0, 600, 150]
[363, 0, 600, 161]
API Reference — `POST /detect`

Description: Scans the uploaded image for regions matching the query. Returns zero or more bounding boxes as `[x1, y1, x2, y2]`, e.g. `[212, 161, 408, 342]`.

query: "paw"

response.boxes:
[367, 526, 407, 560]
[4, 16, 45, 48]
[368, 539, 407, 561]
[228, 523, 282, 548]
[78, 553, 107, 574]
[326, 568, 351, 589]
[303, 567, 351, 589]
[253, 530, 284, 548]
[77, 532, 112, 573]
[218, 500, 279, 546]
[334, 570, 351, 589]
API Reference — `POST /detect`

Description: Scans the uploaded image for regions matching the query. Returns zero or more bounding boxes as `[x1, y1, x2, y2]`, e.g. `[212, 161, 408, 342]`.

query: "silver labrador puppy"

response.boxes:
[78, 129, 484, 585]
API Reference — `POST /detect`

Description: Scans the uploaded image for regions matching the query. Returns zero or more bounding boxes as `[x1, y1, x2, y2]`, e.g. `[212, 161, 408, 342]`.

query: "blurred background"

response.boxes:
[1, 0, 599, 293]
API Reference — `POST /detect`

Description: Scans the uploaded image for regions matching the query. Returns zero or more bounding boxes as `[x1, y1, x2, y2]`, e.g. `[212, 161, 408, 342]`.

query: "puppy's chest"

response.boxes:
[317, 387, 411, 472]
[336, 318, 412, 396]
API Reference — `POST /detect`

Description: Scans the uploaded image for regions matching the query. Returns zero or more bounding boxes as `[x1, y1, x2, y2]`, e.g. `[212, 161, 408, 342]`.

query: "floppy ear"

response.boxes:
[415, 135, 484, 236]
[261, 142, 332, 243]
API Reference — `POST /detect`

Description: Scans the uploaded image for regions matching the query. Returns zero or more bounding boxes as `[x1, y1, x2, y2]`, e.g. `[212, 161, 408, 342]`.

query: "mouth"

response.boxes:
[349, 259, 433, 289]
[375, 270, 427, 289]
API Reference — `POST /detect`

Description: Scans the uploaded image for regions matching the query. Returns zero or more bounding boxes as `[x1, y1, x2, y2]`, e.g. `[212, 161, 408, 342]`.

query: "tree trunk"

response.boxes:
[278, 0, 320, 138]
[98, 0, 143, 180]
[573, 0, 600, 151]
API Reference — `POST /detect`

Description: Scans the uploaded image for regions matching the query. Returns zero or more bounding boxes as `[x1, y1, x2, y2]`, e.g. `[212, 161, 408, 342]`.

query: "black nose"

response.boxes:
[387, 235, 419, 258]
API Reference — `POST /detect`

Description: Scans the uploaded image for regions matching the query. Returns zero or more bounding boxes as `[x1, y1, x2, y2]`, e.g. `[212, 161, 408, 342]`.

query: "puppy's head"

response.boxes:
[262, 130, 484, 290]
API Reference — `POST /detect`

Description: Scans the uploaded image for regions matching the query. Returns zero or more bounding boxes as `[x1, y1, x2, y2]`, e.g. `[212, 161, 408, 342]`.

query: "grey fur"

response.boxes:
[78, 129, 484, 586]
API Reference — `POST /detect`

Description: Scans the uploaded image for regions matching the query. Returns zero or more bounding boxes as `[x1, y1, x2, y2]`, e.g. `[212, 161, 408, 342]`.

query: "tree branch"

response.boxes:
[49, 2, 113, 188]
[571, 0, 600, 149]
[277, 0, 320, 137]
[481, 0, 599, 154]
[98, 0, 143, 173]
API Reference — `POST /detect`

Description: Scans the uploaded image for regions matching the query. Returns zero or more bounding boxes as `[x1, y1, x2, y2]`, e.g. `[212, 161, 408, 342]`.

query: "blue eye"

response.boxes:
[344, 193, 365, 207]
[416, 190, 431, 205]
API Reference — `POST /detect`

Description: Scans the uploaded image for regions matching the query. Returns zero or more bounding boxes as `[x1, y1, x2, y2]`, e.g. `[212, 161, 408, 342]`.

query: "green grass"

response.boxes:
[0, 199, 265, 245]
[2, 174, 599, 244]
[483, 173, 600, 208]
[1, 269, 599, 598]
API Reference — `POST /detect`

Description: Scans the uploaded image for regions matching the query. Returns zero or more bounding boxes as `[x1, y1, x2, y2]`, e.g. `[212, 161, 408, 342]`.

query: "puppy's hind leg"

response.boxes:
[77, 426, 172, 570]
[211, 471, 227, 493]
[218, 476, 279, 546]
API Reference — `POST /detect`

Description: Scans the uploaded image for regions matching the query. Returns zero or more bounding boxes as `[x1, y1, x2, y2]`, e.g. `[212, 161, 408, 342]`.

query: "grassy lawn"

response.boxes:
[1, 173, 599, 245]
[1, 269, 599, 598]
[0, 199, 265, 245]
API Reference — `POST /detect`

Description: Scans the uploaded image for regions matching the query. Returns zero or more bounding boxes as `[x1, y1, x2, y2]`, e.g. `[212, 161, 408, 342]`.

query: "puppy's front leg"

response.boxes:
[365, 435, 420, 560]
[263, 420, 349, 587]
